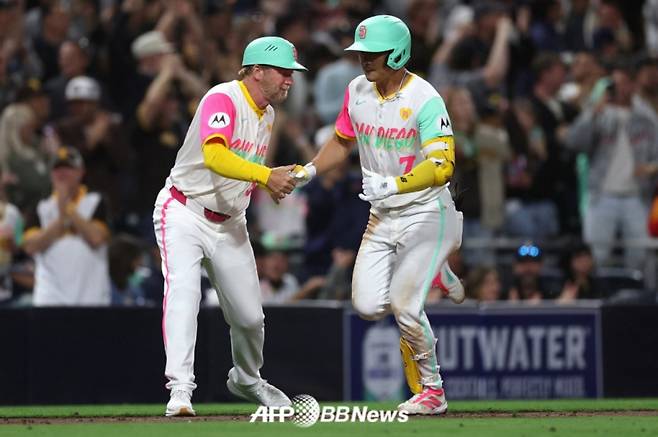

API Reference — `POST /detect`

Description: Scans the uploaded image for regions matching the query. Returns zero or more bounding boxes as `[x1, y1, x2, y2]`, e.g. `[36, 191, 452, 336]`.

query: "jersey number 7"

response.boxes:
[399, 155, 416, 173]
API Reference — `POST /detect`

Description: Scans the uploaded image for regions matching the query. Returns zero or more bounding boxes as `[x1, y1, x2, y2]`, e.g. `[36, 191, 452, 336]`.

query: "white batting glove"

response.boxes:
[292, 163, 316, 188]
[359, 168, 398, 201]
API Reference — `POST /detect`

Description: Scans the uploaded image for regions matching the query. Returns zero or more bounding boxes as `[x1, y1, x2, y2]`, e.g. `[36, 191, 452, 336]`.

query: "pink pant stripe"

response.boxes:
[160, 197, 175, 349]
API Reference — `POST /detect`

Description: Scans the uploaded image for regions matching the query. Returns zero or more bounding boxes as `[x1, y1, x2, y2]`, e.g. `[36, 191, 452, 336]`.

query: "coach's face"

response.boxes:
[358, 51, 390, 82]
[259, 66, 294, 104]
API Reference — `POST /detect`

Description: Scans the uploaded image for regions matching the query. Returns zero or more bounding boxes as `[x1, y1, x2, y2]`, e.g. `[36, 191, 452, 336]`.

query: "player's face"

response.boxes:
[358, 51, 391, 82]
[260, 66, 294, 104]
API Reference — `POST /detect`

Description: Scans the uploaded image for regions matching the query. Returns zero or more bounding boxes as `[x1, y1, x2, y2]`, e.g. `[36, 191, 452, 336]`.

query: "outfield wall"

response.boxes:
[0, 302, 656, 404]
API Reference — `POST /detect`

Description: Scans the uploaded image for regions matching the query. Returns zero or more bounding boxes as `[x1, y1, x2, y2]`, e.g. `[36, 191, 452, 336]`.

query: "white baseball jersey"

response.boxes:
[335, 73, 454, 209]
[168, 80, 275, 217]
[154, 79, 276, 394]
[342, 72, 463, 392]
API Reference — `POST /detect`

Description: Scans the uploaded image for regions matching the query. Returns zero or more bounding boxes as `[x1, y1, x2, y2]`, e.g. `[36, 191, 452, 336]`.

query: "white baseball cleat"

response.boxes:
[165, 390, 196, 417]
[435, 270, 465, 304]
[398, 387, 448, 415]
[227, 370, 291, 407]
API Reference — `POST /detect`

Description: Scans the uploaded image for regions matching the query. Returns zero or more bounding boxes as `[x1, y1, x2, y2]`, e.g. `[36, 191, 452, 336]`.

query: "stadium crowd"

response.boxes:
[0, 0, 656, 307]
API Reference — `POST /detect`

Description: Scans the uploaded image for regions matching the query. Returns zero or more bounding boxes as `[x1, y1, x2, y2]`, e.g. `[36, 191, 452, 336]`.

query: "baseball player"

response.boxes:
[295, 15, 464, 415]
[153, 36, 306, 417]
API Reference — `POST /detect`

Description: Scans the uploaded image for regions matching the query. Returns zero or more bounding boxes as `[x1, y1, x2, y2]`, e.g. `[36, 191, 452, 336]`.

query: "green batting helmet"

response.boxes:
[345, 15, 411, 70]
[242, 36, 307, 71]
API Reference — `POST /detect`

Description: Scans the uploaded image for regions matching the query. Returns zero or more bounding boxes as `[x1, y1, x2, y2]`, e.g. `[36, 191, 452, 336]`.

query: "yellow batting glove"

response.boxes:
[292, 163, 316, 188]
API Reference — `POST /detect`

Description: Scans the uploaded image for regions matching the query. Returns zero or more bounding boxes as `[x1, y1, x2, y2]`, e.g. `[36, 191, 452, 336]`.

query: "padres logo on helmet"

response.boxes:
[345, 15, 411, 70]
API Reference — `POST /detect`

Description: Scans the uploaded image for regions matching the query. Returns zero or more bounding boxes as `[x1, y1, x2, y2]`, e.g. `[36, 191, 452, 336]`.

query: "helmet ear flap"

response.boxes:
[386, 46, 409, 70]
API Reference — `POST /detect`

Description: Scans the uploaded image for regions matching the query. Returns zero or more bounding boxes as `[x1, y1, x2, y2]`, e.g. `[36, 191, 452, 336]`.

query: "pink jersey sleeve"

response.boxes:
[200, 92, 236, 145]
[335, 87, 356, 139]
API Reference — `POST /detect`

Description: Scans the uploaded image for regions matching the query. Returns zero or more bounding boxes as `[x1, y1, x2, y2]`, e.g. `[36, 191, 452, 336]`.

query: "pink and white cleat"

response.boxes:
[433, 270, 465, 304]
[397, 387, 448, 415]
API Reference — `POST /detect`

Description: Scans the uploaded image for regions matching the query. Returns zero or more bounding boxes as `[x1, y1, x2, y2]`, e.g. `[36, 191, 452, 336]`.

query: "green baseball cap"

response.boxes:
[345, 15, 411, 70]
[242, 36, 307, 71]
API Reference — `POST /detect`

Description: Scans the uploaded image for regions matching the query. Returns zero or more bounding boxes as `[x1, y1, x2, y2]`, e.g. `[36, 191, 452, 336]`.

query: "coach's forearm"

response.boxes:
[311, 134, 354, 175]
[203, 142, 272, 185]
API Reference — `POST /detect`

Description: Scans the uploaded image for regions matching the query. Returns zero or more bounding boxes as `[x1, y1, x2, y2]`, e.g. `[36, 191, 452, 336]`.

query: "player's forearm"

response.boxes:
[203, 142, 272, 185]
[312, 134, 353, 175]
[394, 150, 455, 194]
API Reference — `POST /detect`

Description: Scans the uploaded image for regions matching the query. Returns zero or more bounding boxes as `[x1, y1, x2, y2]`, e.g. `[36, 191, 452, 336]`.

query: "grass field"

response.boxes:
[1, 399, 658, 437]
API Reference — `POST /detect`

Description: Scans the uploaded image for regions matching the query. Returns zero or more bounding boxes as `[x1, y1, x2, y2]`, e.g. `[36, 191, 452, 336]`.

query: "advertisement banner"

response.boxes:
[344, 306, 602, 400]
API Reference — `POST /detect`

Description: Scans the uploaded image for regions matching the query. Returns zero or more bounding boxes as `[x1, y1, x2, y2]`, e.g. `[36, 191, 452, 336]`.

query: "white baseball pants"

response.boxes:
[153, 187, 265, 393]
[352, 189, 463, 388]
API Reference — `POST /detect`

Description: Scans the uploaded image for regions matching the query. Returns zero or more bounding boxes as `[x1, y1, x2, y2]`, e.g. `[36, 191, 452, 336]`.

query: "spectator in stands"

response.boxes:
[429, 7, 512, 94]
[634, 55, 658, 119]
[447, 86, 509, 268]
[275, 13, 311, 119]
[259, 244, 321, 303]
[563, 0, 589, 52]
[556, 242, 603, 302]
[0, 2, 44, 112]
[266, 116, 316, 168]
[504, 96, 557, 239]
[645, 0, 658, 56]
[109, 234, 148, 306]
[301, 156, 368, 281]
[566, 62, 658, 270]
[0, 178, 23, 303]
[260, 246, 297, 303]
[127, 32, 205, 239]
[507, 243, 548, 303]
[53, 76, 130, 219]
[44, 39, 91, 120]
[405, 0, 441, 77]
[559, 52, 606, 110]
[529, 0, 565, 52]
[588, 1, 634, 59]
[528, 53, 579, 237]
[156, 0, 204, 62]
[250, 184, 306, 253]
[313, 26, 362, 125]
[31, 1, 71, 83]
[465, 266, 502, 302]
[472, 90, 511, 233]
[0, 83, 51, 213]
[22, 146, 111, 306]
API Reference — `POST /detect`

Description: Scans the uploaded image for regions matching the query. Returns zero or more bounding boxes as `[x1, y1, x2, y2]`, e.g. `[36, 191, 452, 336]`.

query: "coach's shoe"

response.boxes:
[435, 269, 465, 304]
[227, 370, 292, 407]
[165, 390, 196, 417]
[398, 387, 448, 415]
